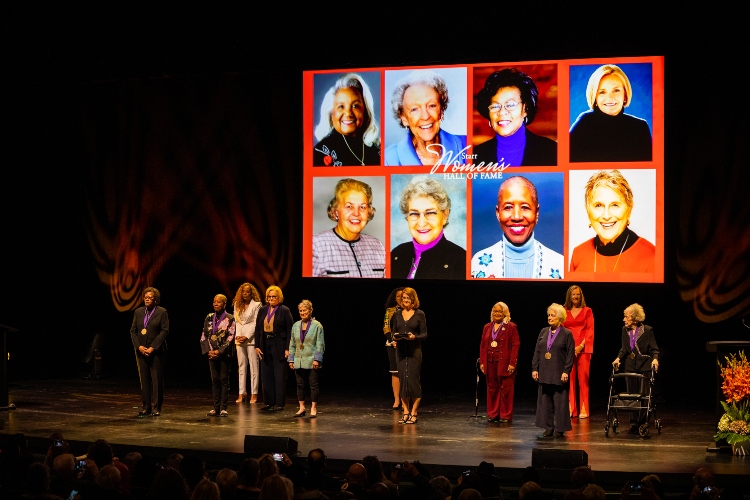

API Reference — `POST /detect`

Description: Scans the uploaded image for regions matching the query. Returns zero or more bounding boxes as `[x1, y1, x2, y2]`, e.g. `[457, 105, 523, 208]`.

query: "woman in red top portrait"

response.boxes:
[479, 302, 520, 423]
[563, 285, 594, 418]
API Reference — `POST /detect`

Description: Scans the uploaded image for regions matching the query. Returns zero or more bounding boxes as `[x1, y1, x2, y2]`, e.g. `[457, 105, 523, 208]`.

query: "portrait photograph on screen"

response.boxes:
[312, 71, 382, 167]
[383, 67, 468, 167]
[568, 168, 656, 275]
[470, 172, 565, 280]
[472, 63, 558, 168]
[569, 62, 653, 163]
[389, 174, 467, 280]
[311, 176, 386, 278]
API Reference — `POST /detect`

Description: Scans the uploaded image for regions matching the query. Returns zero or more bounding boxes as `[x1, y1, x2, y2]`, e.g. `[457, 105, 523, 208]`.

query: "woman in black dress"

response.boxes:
[390, 287, 427, 424]
[532, 303, 574, 438]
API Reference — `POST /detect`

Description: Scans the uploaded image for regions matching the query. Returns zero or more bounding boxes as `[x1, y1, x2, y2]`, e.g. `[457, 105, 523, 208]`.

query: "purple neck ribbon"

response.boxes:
[408, 231, 444, 279]
[492, 322, 503, 340]
[629, 326, 640, 350]
[144, 307, 155, 329]
[547, 326, 561, 351]
[266, 305, 279, 321]
[212, 310, 226, 334]
[300, 320, 311, 344]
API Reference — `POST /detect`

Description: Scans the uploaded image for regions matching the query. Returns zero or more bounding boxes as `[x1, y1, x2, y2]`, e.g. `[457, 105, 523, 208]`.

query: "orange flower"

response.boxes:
[719, 351, 750, 404]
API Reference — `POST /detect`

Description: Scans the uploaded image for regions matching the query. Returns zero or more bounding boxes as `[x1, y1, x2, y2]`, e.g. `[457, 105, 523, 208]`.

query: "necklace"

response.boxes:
[594, 233, 629, 272]
[341, 134, 365, 166]
[413, 138, 439, 165]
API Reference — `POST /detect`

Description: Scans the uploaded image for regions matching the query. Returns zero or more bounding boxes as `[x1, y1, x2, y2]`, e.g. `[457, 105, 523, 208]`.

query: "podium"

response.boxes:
[705, 341, 750, 452]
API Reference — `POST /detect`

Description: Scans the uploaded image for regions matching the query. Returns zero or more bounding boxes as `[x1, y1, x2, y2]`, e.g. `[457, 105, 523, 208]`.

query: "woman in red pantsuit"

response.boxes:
[479, 302, 520, 423]
[563, 285, 594, 418]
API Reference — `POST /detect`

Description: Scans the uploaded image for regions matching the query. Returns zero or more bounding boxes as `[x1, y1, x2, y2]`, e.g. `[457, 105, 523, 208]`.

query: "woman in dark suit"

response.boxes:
[532, 303, 574, 438]
[391, 287, 427, 424]
[612, 303, 659, 430]
[129, 287, 169, 417]
[479, 302, 519, 423]
[254, 285, 294, 411]
[200, 294, 235, 417]
[474, 68, 557, 167]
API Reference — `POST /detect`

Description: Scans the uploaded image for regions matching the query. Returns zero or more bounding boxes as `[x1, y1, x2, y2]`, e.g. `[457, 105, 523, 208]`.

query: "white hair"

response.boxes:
[314, 73, 380, 147]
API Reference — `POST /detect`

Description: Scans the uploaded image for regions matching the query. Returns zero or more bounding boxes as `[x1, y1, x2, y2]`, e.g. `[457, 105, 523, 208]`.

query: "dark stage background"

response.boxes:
[1, 7, 749, 414]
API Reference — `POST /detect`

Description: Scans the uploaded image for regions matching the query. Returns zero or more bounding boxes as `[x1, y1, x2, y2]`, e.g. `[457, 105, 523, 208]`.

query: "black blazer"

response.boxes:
[254, 304, 294, 360]
[473, 128, 557, 166]
[130, 306, 169, 352]
[390, 236, 466, 280]
[531, 326, 574, 386]
[616, 324, 659, 373]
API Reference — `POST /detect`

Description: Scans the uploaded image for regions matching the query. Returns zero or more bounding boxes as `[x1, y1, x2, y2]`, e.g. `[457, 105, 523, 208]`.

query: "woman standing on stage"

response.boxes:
[288, 300, 325, 418]
[383, 287, 404, 410]
[563, 285, 594, 419]
[200, 294, 236, 417]
[391, 287, 427, 424]
[479, 302, 519, 423]
[532, 303, 574, 438]
[255, 286, 294, 411]
[233, 283, 262, 403]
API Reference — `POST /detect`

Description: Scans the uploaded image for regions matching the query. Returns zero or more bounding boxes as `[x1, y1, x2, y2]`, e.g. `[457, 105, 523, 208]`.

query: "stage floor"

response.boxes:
[2, 378, 748, 488]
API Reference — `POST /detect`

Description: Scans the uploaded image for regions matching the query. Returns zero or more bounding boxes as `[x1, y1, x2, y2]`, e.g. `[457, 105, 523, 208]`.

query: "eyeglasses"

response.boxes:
[267, 295, 279, 300]
[488, 100, 521, 113]
[407, 210, 440, 222]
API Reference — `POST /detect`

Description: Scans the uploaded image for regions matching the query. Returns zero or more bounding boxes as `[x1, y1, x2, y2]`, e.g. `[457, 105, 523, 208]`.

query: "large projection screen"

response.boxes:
[303, 56, 664, 282]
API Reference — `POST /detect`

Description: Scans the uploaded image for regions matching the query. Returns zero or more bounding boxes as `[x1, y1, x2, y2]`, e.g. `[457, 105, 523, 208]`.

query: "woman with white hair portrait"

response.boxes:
[313, 73, 381, 166]
[569, 64, 652, 162]
[390, 175, 466, 279]
[385, 69, 466, 166]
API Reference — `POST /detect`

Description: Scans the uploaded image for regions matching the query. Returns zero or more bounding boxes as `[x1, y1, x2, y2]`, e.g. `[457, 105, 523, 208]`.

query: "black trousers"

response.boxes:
[295, 368, 319, 403]
[535, 383, 572, 432]
[137, 350, 164, 412]
[209, 356, 231, 411]
[260, 342, 287, 407]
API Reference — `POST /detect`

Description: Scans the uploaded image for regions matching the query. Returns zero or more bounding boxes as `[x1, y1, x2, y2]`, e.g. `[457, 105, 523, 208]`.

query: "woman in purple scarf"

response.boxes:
[200, 294, 235, 417]
[390, 175, 465, 280]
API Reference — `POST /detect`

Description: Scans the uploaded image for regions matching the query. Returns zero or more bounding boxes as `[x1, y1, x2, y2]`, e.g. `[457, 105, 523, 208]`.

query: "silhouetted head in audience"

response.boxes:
[522, 466, 541, 485]
[519, 481, 542, 500]
[257, 454, 279, 487]
[87, 438, 114, 469]
[99, 464, 122, 491]
[52, 453, 76, 481]
[238, 458, 260, 489]
[583, 484, 606, 500]
[307, 448, 327, 473]
[259, 474, 293, 500]
[191, 478, 221, 500]
[457, 488, 482, 500]
[25, 462, 51, 497]
[363, 455, 386, 488]
[123, 451, 143, 473]
[368, 482, 392, 500]
[146, 466, 188, 500]
[642, 474, 664, 500]
[430, 475, 452, 499]
[179, 455, 207, 491]
[571, 465, 595, 489]
[216, 468, 238, 498]
[166, 453, 183, 471]
[345, 463, 368, 489]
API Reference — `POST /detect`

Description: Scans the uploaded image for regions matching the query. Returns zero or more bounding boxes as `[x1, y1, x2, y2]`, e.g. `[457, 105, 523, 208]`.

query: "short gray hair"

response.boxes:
[399, 175, 451, 226]
[624, 303, 645, 323]
[547, 303, 567, 323]
[391, 70, 449, 126]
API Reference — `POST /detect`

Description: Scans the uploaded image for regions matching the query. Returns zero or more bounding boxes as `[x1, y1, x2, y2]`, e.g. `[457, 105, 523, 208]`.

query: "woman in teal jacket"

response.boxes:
[288, 299, 325, 418]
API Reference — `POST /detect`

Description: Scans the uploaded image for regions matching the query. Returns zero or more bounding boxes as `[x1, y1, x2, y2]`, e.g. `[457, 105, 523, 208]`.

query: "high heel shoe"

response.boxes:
[293, 409, 306, 418]
[399, 414, 411, 424]
[405, 415, 418, 424]
[236, 394, 246, 403]
[249, 394, 258, 403]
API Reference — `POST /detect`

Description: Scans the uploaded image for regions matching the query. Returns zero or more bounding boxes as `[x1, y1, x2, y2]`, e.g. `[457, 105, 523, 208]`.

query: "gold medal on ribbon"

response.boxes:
[630, 352, 635, 359]
[545, 352, 552, 360]
[141, 328, 147, 335]
[299, 343, 304, 350]
[264, 323, 273, 332]
[490, 341, 498, 348]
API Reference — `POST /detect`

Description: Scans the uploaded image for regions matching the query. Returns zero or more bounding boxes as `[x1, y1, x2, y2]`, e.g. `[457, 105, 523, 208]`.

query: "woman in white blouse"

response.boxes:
[232, 283, 262, 403]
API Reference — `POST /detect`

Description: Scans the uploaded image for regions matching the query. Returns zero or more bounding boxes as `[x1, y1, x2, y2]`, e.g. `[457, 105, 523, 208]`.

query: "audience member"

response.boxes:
[146, 466, 189, 500]
[429, 476, 452, 500]
[305, 448, 339, 493]
[341, 463, 367, 499]
[259, 475, 293, 500]
[167, 453, 184, 471]
[98, 464, 124, 498]
[583, 484, 606, 500]
[191, 478, 221, 500]
[519, 481, 542, 500]
[571, 466, 595, 491]
[22, 462, 59, 500]
[257, 454, 279, 489]
[181, 455, 209, 493]
[216, 468, 238, 500]
[87, 439, 114, 469]
[362, 455, 387, 489]
[122, 451, 143, 474]
[236, 458, 261, 498]
[457, 489, 482, 500]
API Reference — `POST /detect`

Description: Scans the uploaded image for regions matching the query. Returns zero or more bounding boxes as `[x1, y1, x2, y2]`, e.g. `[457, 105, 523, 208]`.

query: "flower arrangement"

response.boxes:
[714, 350, 750, 445]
